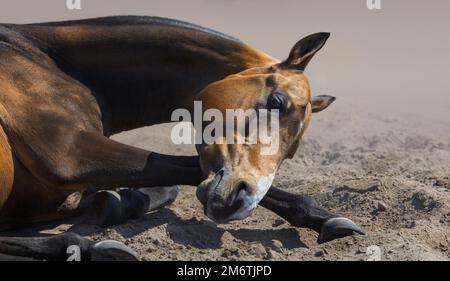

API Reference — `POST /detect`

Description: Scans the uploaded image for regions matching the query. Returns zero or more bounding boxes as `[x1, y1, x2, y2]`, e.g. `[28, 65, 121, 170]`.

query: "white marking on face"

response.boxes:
[296, 106, 309, 138]
[227, 171, 276, 221]
[295, 105, 308, 138]
[254, 172, 276, 203]
[296, 121, 304, 138]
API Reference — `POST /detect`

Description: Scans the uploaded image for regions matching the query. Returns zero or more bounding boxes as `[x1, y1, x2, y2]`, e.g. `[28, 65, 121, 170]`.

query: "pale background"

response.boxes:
[1, 0, 449, 122]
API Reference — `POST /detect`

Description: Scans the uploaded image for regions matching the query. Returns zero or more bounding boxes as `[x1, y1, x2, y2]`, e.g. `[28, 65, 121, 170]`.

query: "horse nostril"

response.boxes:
[237, 181, 249, 192]
[216, 168, 225, 178]
[233, 181, 250, 201]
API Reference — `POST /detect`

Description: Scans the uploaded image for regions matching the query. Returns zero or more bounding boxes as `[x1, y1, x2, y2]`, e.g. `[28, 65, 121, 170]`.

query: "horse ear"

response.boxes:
[279, 33, 330, 71]
[311, 95, 336, 113]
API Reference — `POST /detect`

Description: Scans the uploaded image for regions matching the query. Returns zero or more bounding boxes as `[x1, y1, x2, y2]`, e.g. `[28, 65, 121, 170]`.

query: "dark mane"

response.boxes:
[27, 15, 242, 43]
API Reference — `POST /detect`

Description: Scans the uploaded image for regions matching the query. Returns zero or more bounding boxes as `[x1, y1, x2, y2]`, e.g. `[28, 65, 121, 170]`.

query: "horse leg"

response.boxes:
[0, 130, 202, 260]
[18, 130, 205, 190]
[1, 129, 198, 259]
[76, 186, 179, 227]
[0, 232, 138, 261]
[52, 131, 199, 227]
[260, 186, 364, 244]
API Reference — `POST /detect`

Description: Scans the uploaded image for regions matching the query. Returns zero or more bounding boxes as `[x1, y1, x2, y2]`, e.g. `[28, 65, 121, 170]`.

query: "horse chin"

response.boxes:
[196, 183, 252, 224]
[203, 204, 254, 224]
[202, 188, 256, 224]
[220, 205, 254, 223]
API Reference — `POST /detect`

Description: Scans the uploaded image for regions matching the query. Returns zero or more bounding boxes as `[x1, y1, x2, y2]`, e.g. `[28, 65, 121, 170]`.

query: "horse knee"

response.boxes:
[137, 185, 179, 211]
[82, 190, 124, 227]
[117, 188, 150, 219]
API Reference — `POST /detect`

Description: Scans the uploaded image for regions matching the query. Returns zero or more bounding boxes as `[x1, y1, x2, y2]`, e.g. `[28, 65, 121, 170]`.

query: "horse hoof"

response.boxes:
[317, 217, 365, 244]
[84, 191, 124, 227]
[90, 240, 139, 261]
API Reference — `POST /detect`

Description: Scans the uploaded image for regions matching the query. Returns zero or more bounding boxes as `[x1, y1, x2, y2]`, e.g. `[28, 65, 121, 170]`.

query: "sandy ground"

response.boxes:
[74, 99, 449, 261]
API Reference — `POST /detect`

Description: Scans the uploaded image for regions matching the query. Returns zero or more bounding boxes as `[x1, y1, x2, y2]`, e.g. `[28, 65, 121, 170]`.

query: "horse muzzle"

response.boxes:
[196, 168, 256, 223]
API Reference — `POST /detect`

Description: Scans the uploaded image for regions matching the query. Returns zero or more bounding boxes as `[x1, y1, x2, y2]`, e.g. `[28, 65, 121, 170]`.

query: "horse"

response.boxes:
[0, 16, 363, 260]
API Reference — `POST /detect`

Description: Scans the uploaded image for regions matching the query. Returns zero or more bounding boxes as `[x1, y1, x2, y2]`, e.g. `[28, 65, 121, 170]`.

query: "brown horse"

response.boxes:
[0, 16, 363, 260]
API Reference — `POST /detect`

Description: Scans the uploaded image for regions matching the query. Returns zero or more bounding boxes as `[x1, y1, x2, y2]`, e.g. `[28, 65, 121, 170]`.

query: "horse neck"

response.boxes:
[16, 20, 276, 135]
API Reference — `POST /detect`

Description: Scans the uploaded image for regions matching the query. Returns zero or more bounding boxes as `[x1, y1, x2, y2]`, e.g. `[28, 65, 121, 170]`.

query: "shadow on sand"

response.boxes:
[0, 208, 308, 250]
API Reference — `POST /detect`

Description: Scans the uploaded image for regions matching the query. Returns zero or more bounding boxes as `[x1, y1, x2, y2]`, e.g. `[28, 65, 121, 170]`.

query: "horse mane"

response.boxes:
[27, 15, 242, 43]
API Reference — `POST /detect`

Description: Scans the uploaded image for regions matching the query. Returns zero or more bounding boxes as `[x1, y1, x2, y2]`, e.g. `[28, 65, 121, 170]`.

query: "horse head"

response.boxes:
[196, 33, 336, 222]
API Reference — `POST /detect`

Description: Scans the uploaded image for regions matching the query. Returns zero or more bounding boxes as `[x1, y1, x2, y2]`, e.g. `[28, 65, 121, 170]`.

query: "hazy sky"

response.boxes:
[1, 0, 449, 120]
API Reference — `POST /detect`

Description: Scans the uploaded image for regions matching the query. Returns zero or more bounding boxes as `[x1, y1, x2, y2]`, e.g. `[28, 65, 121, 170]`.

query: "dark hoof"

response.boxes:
[317, 217, 365, 244]
[90, 240, 139, 261]
[84, 191, 124, 227]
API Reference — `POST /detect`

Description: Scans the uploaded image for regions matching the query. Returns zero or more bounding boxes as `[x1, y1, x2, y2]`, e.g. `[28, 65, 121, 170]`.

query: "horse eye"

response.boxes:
[267, 93, 287, 112]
